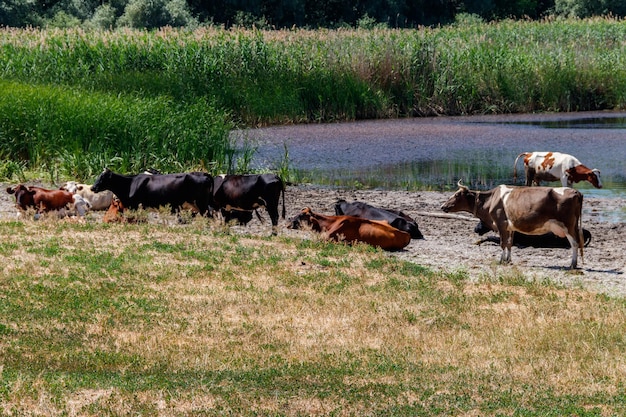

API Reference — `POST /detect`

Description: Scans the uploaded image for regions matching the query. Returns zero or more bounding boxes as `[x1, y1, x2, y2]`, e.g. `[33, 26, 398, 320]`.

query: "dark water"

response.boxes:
[501, 116, 626, 129]
[240, 111, 626, 197]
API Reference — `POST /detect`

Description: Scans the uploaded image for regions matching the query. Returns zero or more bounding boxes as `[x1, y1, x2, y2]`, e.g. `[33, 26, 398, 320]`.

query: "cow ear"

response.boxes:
[77, 185, 83, 191]
[6, 187, 14, 194]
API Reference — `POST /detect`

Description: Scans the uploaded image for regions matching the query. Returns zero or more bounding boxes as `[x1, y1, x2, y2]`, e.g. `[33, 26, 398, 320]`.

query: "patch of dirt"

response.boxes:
[3, 182, 624, 297]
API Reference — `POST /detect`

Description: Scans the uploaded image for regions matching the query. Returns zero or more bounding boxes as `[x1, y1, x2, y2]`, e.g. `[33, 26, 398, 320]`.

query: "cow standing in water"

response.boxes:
[441, 181, 584, 269]
[514, 151, 602, 188]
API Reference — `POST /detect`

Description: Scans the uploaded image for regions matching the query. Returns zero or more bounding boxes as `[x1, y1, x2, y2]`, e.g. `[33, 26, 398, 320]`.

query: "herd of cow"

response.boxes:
[6, 151, 602, 269]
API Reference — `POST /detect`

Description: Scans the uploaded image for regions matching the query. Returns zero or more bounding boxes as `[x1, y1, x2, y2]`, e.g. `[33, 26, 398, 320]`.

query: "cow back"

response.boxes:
[501, 186, 582, 235]
[335, 200, 423, 239]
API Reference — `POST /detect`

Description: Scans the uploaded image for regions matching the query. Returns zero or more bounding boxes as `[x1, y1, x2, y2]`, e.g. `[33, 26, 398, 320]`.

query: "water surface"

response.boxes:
[240, 111, 626, 198]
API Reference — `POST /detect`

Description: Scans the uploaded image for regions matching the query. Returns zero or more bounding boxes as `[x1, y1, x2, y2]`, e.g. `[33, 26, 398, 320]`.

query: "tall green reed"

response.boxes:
[0, 80, 233, 181]
[1, 20, 626, 176]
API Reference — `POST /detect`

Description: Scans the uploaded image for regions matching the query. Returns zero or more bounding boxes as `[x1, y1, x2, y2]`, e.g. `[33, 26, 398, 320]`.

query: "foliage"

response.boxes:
[3, 0, 626, 30]
[0, 80, 233, 180]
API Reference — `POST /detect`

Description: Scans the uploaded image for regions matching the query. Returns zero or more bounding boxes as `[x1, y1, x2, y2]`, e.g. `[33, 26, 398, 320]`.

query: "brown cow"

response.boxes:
[7, 184, 74, 213]
[103, 197, 125, 223]
[288, 207, 411, 251]
[102, 197, 147, 224]
[441, 181, 584, 269]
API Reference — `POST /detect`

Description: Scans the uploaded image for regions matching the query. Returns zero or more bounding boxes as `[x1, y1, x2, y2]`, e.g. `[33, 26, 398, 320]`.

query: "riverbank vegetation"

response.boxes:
[1, 18, 626, 179]
[1, 218, 625, 415]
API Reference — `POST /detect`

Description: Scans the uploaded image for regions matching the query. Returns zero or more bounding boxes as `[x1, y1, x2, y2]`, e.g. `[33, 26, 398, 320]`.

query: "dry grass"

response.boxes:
[1, 216, 625, 415]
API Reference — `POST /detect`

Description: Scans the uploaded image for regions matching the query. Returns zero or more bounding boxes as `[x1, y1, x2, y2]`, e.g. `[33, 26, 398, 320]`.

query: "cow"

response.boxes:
[441, 181, 584, 269]
[71, 194, 92, 217]
[60, 181, 114, 211]
[473, 220, 592, 248]
[288, 207, 411, 251]
[90, 168, 214, 215]
[103, 197, 125, 223]
[7, 184, 74, 213]
[334, 199, 424, 239]
[211, 174, 286, 233]
[513, 151, 602, 188]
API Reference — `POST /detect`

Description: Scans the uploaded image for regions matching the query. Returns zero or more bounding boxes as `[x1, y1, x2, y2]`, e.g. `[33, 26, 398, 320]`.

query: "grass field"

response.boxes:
[1, 216, 625, 415]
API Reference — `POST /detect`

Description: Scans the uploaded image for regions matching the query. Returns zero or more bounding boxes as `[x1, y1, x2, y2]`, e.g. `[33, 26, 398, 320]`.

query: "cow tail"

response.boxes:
[281, 180, 286, 219]
[578, 192, 584, 265]
[513, 152, 526, 185]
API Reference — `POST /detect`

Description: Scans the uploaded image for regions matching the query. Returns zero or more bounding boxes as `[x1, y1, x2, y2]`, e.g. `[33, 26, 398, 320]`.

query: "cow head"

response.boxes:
[473, 220, 492, 236]
[588, 169, 602, 189]
[288, 207, 313, 229]
[441, 180, 473, 213]
[91, 168, 112, 193]
[7, 184, 36, 209]
[60, 181, 79, 193]
[568, 165, 603, 189]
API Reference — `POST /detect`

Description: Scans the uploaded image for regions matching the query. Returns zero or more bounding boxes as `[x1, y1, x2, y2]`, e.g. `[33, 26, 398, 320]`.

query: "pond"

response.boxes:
[238, 111, 626, 200]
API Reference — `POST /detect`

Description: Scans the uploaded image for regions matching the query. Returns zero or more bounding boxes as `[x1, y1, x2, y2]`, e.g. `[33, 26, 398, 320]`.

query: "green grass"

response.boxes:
[1, 19, 626, 180]
[0, 218, 625, 415]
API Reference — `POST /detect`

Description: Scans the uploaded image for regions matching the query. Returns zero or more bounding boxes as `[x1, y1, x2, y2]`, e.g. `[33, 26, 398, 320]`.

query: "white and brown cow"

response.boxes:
[441, 181, 584, 269]
[513, 151, 602, 188]
[60, 181, 114, 211]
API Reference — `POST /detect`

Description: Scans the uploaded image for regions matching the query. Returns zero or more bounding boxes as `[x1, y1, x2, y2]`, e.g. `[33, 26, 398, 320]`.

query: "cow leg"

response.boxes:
[566, 237, 579, 269]
[266, 204, 280, 234]
[499, 231, 513, 263]
[525, 168, 534, 186]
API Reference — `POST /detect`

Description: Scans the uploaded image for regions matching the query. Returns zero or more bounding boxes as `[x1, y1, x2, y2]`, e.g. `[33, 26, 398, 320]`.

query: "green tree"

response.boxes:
[554, 0, 626, 17]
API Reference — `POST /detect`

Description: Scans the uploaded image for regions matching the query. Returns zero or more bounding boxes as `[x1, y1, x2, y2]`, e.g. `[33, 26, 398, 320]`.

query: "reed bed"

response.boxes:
[1, 18, 626, 178]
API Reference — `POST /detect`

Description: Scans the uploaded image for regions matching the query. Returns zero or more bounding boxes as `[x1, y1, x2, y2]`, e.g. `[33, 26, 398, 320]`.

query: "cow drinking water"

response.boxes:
[513, 151, 602, 188]
[441, 181, 584, 269]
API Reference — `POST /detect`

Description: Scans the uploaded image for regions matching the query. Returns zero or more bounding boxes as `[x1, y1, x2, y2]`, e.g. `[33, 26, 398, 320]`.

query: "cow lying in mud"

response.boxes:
[288, 207, 411, 251]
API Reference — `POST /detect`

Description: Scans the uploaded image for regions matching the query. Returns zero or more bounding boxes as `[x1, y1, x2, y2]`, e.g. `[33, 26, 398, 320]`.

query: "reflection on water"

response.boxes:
[501, 116, 626, 129]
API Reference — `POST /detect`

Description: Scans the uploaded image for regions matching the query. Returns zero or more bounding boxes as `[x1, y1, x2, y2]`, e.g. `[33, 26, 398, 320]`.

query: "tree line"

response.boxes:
[2, 0, 626, 30]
